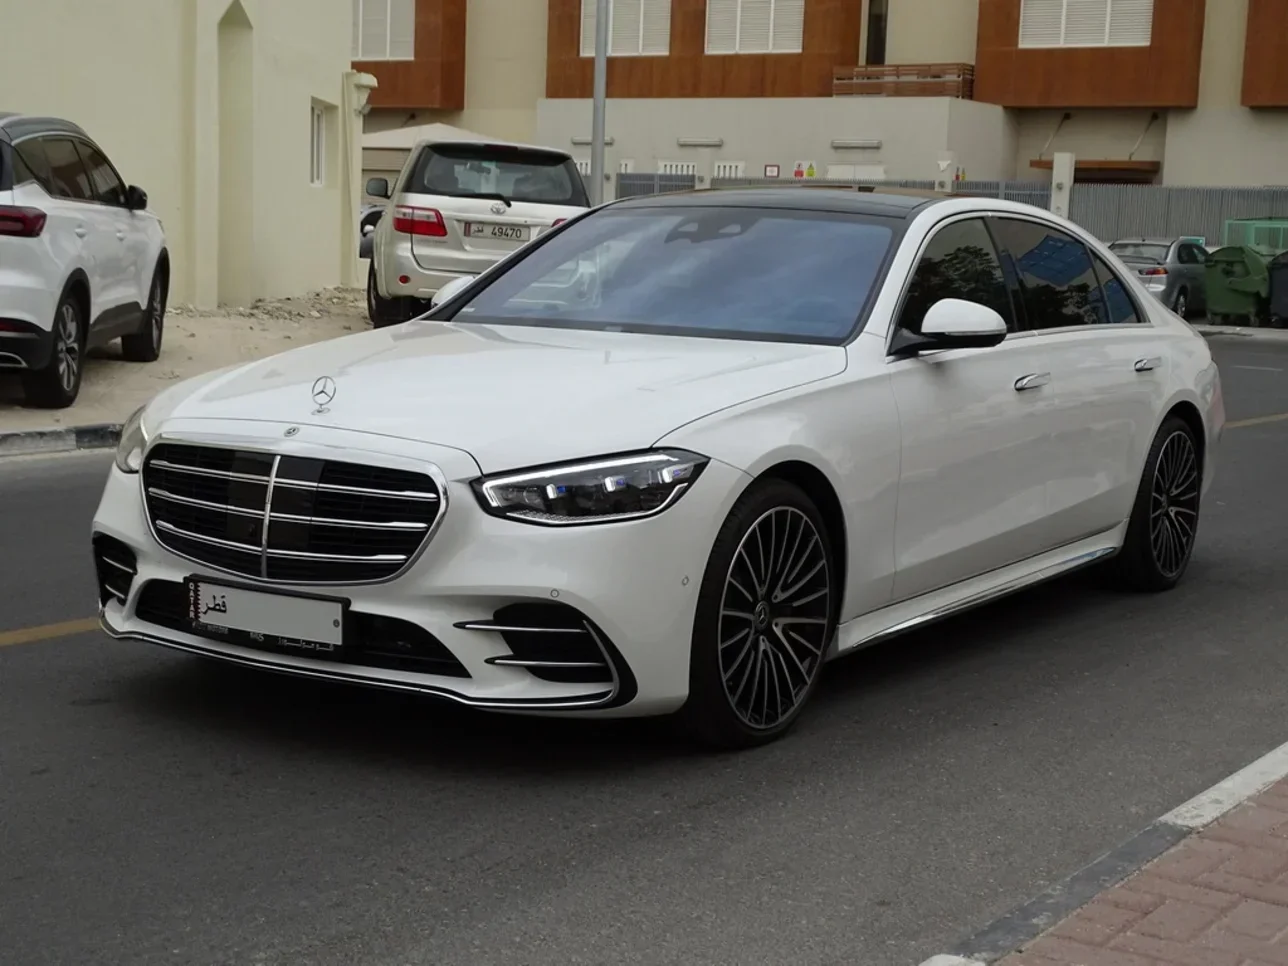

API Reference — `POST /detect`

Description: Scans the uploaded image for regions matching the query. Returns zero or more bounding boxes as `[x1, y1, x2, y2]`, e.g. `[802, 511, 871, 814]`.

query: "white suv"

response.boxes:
[0, 114, 168, 408]
[365, 138, 589, 326]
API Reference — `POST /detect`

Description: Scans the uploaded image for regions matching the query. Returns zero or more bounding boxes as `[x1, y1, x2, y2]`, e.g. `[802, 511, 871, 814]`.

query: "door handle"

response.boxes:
[1134, 357, 1162, 372]
[74, 227, 87, 238]
[1014, 372, 1050, 392]
[116, 231, 126, 240]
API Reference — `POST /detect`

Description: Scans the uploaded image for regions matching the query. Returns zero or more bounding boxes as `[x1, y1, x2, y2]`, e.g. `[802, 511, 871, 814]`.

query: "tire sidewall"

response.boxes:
[684, 478, 838, 747]
[1118, 414, 1202, 590]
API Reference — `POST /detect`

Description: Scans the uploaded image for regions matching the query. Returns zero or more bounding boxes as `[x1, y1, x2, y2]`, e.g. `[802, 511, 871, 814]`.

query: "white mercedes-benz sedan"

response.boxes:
[92, 189, 1224, 749]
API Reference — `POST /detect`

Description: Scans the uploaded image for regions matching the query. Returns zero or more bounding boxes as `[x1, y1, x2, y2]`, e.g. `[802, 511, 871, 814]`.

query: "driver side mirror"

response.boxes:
[125, 185, 148, 211]
[430, 275, 475, 309]
[890, 298, 1009, 357]
[365, 177, 391, 200]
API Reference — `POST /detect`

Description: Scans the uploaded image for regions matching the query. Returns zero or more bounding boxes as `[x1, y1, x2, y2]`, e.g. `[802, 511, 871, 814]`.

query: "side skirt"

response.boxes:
[829, 523, 1128, 660]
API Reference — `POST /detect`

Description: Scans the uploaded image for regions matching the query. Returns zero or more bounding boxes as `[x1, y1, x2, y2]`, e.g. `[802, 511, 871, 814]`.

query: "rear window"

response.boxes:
[1109, 242, 1170, 263]
[405, 143, 589, 207]
[449, 205, 897, 345]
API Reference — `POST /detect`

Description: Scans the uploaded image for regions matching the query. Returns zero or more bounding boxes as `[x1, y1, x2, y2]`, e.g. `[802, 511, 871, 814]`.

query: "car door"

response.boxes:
[77, 140, 148, 318]
[989, 216, 1165, 550]
[886, 215, 1067, 602]
[41, 136, 122, 325]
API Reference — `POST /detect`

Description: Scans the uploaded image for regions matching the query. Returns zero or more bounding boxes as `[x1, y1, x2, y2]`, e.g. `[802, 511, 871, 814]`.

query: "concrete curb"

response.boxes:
[1194, 323, 1288, 342]
[916, 739, 1288, 965]
[0, 423, 121, 459]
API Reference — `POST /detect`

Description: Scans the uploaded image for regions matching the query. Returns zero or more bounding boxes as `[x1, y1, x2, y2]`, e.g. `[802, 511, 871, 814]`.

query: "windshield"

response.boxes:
[448, 205, 897, 344]
[1110, 242, 1170, 263]
[407, 143, 589, 207]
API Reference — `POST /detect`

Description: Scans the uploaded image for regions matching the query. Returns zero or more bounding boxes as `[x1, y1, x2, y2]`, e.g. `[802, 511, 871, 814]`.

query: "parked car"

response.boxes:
[93, 190, 1222, 750]
[0, 113, 167, 408]
[364, 137, 589, 327]
[358, 203, 382, 260]
[1109, 237, 1208, 318]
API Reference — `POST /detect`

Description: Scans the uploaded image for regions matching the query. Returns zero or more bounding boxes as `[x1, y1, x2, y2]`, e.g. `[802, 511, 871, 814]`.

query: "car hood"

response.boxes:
[155, 321, 846, 472]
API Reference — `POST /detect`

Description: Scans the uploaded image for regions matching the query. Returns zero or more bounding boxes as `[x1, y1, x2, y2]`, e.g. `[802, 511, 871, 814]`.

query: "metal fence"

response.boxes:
[615, 172, 698, 198]
[613, 173, 1288, 248]
[1068, 184, 1288, 246]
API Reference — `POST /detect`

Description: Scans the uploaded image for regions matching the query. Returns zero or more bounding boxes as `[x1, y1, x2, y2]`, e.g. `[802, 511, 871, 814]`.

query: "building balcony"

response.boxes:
[832, 63, 975, 99]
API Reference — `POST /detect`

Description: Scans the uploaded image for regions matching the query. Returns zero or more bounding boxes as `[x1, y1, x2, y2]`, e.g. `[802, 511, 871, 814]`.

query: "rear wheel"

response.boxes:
[23, 292, 85, 409]
[1172, 289, 1188, 319]
[1106, 415, 1202, 592]
[681, 479, 837, 750]
[367, 262, 418, 328]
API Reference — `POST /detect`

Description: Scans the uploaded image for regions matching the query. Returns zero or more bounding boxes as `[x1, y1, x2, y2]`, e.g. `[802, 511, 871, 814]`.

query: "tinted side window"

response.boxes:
[76, 142, 127, 206]
[42, 138, 94, 202]
[13, 140, 54, 193]
[1088, 250, 1141, 324]
[989, 218, 1106, 329]
[897, 218, 1016, 335]
[1176, 245, 1197, 265]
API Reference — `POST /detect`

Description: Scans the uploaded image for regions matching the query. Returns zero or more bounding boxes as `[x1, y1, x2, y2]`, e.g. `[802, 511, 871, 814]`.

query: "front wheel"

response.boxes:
[1105, 415, 1202, 592]
[681, 479, 837, 750]
[122, 266, 165, 362]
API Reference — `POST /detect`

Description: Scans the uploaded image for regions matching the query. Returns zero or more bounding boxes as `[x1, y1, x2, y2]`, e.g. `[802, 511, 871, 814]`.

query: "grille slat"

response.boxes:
[144, 443, 440, 583]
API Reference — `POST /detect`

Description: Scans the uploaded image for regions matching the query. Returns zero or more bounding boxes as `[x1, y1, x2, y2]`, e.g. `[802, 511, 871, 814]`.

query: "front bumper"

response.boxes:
[92, 420, 748, 717]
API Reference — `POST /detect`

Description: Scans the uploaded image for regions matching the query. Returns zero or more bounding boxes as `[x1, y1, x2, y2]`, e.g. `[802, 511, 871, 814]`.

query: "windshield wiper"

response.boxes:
[444, 191, 512, 207]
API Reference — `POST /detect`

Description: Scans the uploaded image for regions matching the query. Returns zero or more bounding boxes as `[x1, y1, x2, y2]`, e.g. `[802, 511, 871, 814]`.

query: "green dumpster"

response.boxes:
[1205, 245, 1272, 325]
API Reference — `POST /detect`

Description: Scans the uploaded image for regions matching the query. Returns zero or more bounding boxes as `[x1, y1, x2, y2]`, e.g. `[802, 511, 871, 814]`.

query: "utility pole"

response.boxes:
[589, 0, 609, 205]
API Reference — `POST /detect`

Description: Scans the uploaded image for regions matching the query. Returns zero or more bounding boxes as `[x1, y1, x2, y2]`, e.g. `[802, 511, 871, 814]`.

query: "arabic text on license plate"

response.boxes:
[466, 223, 529, 242]
[188, 580, 344, 649]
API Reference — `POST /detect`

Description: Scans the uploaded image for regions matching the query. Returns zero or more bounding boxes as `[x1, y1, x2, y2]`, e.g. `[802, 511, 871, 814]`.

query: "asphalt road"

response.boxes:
[2, 336, 1288, 966]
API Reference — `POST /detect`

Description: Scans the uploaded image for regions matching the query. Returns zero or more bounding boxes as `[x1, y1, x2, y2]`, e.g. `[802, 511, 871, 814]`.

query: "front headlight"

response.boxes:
[473, 449, 709, 526]
[114, 406, 149, 474]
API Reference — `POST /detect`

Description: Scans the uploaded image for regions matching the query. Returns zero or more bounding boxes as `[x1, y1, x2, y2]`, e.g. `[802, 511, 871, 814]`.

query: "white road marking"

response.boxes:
[1231, 364, 1284, 372]
[1161, 739, 1288, 829]
[917, 956, 986, 966]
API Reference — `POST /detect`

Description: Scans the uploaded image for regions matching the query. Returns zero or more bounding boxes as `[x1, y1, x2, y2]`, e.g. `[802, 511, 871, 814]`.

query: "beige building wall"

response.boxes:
[0, 0, 362, 308]
[1163, 0, 1287, 186]
[536, 96, 1015, 185]
[883, 0, 979, 65]
[1011, 109, 1168, 180]
[366, 0, 547, 143]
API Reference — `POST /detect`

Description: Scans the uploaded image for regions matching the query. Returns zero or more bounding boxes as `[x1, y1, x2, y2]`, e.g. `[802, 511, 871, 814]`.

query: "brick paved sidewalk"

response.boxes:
[1001, 776, 1288, 965]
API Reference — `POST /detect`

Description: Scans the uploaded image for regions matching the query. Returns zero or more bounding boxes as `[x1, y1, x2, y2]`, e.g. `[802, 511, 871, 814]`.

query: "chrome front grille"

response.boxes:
[142, 443, 441, 583]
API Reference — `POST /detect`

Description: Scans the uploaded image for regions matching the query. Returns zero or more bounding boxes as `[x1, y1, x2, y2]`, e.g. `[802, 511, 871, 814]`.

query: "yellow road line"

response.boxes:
[1226, 412, 1288, 430]
[0, 617, 100, 648]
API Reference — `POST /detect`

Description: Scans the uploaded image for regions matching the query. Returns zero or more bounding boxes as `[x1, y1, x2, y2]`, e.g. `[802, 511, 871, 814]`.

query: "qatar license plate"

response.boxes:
[186, 579, 344, 651]
[465, 222, 529, 242]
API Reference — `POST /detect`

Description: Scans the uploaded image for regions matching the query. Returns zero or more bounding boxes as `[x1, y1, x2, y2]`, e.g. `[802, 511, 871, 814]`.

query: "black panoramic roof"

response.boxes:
[0, 113, 90, 143]
[612, 187, 945, 219]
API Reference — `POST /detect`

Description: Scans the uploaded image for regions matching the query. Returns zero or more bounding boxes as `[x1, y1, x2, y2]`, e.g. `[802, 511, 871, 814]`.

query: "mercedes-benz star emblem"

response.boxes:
[490, 201, 507, 215]
[311, 376, 336, 413]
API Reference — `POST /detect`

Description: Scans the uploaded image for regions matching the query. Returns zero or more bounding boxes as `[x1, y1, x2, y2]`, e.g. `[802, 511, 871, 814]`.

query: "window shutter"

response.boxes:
[769, 0, 805, 52]
[1062, 0, 1108, 45]
[737, 0, 773, 53]
[388, 0, 415, 58]
[580, 0, 596, 57]
[640, 0, 671, 54]
[1107, 0, 1153, 45]
[706, 0, 738, 53]
[1018, 0, 1064, 47]
[359, 0, 389, 58]
[610, 0, 642, 54]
